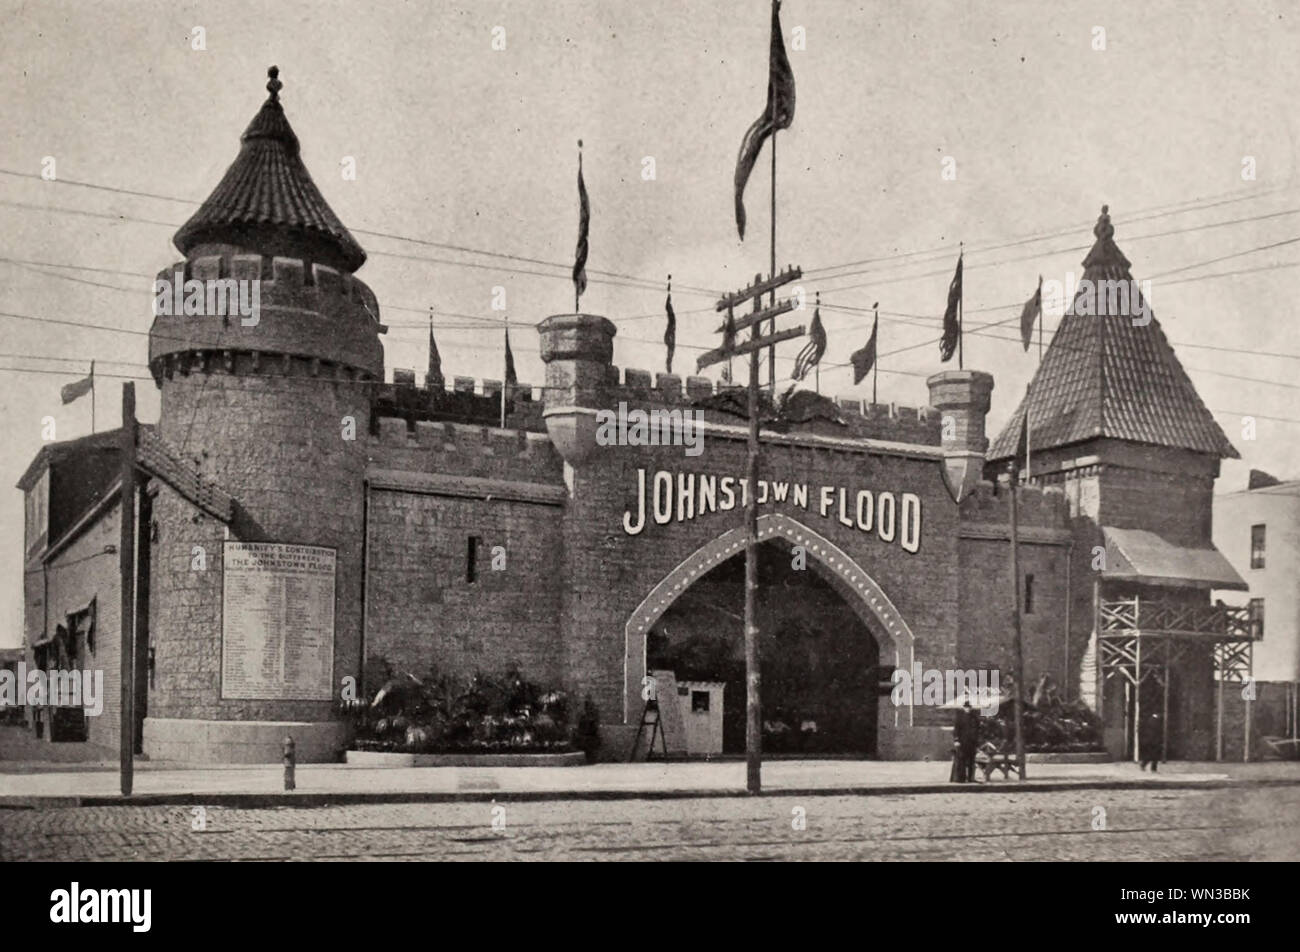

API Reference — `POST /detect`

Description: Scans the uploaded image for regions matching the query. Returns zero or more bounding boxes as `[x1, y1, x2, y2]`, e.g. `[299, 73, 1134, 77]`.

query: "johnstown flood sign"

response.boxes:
[220, 542, 336, 701]
[621, 467, 923, 552]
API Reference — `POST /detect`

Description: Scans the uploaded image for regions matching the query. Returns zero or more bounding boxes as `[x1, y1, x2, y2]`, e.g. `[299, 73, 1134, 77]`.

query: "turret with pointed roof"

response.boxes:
[145, 68, 381, 742]
[174, 66, 367, 274]
[989, 206, 1237, 463]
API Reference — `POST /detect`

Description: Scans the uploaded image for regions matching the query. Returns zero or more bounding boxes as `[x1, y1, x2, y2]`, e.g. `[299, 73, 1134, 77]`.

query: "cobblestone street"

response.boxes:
[3, 785, 1297, 861]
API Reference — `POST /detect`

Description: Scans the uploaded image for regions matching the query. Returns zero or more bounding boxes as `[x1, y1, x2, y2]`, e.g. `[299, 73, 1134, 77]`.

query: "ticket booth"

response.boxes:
[676, 680, 725, 756]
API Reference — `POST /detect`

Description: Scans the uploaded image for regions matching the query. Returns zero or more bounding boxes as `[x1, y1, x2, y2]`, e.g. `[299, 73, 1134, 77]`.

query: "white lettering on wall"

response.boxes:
[618, 468, 923, 552]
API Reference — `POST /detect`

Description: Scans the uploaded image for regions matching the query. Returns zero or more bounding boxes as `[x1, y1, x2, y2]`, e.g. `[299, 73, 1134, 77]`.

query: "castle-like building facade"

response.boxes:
[18, 70, 1256, 763]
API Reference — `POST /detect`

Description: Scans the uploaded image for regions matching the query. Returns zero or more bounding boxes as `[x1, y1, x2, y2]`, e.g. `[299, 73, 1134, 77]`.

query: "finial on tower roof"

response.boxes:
[266, 65, 282, 101]
[1095, 204, 1113, 240]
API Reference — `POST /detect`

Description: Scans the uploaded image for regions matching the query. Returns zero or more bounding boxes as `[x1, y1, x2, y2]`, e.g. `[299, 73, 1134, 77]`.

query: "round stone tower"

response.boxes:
[144, 67, 383, 762]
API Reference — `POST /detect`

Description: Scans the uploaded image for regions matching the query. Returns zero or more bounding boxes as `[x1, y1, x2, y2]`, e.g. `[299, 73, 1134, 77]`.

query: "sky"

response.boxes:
[1, 0, 1299, 646]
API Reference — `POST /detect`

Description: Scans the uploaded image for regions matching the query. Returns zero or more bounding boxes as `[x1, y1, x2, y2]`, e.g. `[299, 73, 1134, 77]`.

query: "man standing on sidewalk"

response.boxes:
[958, 699, 980, 782]
[1139, 710, 1164, 772]
[950, 701, 979, 783]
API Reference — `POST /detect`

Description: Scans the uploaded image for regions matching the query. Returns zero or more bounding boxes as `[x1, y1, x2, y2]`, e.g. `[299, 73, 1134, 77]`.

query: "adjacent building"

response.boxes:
[1214, 471, 1300, 752]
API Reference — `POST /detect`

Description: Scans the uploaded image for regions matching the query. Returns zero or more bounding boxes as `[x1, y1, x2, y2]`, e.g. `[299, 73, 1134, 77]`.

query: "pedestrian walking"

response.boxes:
[1139, 710, 1164, 771]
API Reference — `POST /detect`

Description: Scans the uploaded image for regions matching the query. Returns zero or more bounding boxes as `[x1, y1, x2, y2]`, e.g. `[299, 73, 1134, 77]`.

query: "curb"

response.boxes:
[3, 777, 1299, 809]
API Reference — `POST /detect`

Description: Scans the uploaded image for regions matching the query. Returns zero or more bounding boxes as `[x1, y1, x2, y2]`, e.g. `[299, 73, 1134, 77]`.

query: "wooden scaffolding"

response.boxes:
[1098, 597, 1256, 762]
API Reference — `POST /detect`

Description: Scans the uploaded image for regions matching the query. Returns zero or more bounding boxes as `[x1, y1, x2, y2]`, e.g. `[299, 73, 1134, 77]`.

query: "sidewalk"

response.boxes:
[2, 757, 1298, 807]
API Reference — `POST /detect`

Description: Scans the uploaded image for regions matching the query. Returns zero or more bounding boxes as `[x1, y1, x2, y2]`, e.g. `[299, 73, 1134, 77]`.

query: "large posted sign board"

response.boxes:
[221, 542, 336, 700]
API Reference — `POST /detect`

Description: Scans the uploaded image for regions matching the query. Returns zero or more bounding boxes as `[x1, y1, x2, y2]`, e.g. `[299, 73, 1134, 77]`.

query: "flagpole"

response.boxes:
[768, 54, 778, 396]
[958, 243, 964, 370]
[575, 141, 583, 315]
[872, 306, 879, 406]
[501, 315, 508, 430]
[90, 362, 95, 434]
[1025, 384, 1032, 481]
[813, 290, 820, 395]
[1034, 277, 1045, 366]
[574, 141, 585, 314]
[1007, 459, 1028, 782]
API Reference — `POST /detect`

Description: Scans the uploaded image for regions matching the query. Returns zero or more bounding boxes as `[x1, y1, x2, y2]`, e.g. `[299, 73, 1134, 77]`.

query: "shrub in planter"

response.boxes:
[345, 660, 579, 754]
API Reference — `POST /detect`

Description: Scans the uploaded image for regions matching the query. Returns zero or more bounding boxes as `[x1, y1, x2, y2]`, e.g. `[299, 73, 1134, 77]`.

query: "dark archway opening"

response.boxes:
[646, 541, 880, 756]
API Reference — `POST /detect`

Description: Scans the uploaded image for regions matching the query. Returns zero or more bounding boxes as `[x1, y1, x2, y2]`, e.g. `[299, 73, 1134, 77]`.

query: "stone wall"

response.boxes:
[364, 488, 564, 684]
[150, 360, 371, 724]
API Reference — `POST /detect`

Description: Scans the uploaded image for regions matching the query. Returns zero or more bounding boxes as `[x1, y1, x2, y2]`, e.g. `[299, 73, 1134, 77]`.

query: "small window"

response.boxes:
[1249, 598, 1264, 640]
[691, 690, 710, 713]
[1250, 525, 1266, 569]
[1024, 573, 1035, 615]
[466, 536, 481, 583]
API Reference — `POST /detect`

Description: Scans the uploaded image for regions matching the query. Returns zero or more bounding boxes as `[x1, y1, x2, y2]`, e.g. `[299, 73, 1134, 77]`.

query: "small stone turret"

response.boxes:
[927, 369, 994, 503]
[537, 313, 617, 464]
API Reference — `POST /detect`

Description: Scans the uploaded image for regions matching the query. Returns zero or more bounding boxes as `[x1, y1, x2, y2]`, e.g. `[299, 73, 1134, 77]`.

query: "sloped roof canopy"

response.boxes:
[173, 66, 366, 273]
[989, 207, 1237, 461]
[1101, 527, 1247, 591]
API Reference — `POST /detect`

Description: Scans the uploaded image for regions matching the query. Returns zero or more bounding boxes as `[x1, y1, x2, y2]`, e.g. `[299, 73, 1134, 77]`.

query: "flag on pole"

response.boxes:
[664, 275, 677, 375]
[851, 312, 879, 385]
[1019, 276, 1043, 351]
[61, 361, 94, 404]
[939, 253, 962, 362]
[504, 327, 518, 387]
[734, 0, 795, 241]
[792, 297, 826, 381]
[573, 141, 589, 308]
[427, 312, 444, 390]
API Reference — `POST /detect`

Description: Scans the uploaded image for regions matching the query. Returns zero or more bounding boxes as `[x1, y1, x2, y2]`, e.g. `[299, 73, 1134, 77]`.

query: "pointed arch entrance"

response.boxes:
[623, 513, 917, 727]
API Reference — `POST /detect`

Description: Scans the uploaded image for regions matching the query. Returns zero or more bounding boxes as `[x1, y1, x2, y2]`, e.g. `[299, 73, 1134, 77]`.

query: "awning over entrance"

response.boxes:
[1101, 527, 1247, 591]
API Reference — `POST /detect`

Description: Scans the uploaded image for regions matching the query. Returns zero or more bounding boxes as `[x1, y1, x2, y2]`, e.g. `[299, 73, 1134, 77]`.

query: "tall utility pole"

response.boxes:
[1007, 460, 1027, 781]
[119, 382, 137, 796]
[699, 266, 804, 795]
[744, 295, 763, 794]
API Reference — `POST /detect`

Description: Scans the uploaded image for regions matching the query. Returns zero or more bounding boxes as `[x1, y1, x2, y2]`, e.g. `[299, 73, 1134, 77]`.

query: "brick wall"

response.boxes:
[364, 489, 564, 684]
[957, 535, 1072, 690]
[560, 434, 974, 729]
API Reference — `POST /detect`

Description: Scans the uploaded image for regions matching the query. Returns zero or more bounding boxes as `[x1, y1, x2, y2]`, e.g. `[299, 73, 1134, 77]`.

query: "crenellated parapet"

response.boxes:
[371, 370, 547, 434]
[600, 365, 942, 445]
[958, 477, 1070, 527]
[148, 251, 385, 385]
[367, 416, 563, 483]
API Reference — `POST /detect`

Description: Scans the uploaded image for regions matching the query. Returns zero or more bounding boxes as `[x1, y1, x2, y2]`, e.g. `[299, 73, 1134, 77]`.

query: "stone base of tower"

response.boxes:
[143, 717, 348, 764]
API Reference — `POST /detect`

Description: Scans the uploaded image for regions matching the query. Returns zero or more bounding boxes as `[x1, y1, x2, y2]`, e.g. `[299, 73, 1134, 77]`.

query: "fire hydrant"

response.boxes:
[283, 735, 296, 791]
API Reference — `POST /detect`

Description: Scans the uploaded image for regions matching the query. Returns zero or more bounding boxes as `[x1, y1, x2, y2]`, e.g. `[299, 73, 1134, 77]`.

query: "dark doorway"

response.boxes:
[646, 541, 879, 756]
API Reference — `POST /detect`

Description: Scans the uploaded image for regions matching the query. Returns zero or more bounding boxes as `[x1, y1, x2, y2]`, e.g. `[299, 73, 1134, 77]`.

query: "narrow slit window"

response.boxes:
[466, 535, 480, 583]
[1024, 573, 1035, 615]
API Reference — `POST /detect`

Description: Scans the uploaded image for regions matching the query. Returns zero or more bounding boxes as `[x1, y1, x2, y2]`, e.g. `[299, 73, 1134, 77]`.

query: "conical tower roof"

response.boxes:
[988, 206, 1237, 461]
[173, 66, 366, 272]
